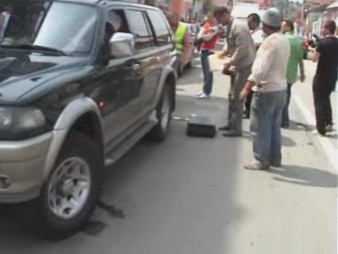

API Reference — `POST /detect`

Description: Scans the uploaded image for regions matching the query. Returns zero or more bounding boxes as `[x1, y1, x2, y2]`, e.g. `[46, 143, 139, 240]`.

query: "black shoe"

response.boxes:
[222, 131, 242, 137]
[281, 120, 289, 128]
[326, 124, 333, 133]
[271, 161, 282, 167]
[219, 125, 231, 131]
[243, 110, 249, 118]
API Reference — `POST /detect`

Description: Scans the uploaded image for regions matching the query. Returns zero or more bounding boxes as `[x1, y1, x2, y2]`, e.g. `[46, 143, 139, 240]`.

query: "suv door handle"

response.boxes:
[132, 63, 141, 71]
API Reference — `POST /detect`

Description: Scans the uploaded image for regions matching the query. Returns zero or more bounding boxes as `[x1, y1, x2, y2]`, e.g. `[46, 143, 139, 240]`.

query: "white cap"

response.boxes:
[262, 8, 282, 28]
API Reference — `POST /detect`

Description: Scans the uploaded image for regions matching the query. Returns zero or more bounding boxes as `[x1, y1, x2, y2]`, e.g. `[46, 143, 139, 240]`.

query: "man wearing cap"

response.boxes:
[243, 13, 265, 120]
[214, 6, 256, 137]
[240, 8, 290, 170]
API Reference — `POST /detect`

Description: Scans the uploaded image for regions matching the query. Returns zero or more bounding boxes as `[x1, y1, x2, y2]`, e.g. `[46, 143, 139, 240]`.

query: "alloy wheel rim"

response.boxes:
[47, 157, 91, 220]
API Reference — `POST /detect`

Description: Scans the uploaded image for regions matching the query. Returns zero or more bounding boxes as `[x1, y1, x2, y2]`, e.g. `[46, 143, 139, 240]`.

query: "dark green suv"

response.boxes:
[0, 0, 176, 239]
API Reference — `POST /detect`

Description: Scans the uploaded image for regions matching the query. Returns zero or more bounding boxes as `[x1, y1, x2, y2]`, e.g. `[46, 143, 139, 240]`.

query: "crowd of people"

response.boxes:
[168, 7, 338, 170]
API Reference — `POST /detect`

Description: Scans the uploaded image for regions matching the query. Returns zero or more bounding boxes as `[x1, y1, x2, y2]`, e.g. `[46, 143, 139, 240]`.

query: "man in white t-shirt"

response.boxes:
[243, 13, 265, 119]
[248, 13, 264, 49]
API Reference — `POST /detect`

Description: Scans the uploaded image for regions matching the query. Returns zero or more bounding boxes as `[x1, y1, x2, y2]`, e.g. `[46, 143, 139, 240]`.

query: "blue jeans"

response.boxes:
[200, 50, 213, 95]
[250, 91, 287, 166]
[281, 83, 292, 126]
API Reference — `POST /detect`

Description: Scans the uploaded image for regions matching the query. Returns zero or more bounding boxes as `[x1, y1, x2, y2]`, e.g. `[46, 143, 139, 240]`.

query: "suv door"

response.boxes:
[94, 9, 143, 147]
[124, 9, 160, 117]
[146, 9, 174, 107]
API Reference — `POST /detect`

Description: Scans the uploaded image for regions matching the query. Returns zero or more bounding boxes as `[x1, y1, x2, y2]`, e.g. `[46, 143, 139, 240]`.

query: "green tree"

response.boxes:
[202, 0, 213, 14]
[272, 0, 303, 20]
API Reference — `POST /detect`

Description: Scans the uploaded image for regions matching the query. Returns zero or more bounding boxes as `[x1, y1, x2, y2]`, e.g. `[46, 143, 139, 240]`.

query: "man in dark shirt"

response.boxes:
[312, 20, 338, 136]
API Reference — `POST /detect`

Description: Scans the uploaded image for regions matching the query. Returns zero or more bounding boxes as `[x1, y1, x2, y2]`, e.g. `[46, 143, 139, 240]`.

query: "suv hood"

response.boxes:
[0, 51, 86, 104]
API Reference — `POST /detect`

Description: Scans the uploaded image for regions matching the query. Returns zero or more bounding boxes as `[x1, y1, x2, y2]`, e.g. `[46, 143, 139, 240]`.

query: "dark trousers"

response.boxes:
[282, 83, 292, 126]
[313, 85, 334, 135]
[226, 65, 252, 132]
[244, 90, 253, 117]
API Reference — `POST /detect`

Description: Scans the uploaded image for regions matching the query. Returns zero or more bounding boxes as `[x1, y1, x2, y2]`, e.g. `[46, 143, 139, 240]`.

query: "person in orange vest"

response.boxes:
[167, 12, 191, 76]
[196, 13, 220, 99]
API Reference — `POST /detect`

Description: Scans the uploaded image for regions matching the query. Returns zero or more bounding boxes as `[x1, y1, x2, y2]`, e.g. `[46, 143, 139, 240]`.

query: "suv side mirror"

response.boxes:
[109, 32, 135, 58]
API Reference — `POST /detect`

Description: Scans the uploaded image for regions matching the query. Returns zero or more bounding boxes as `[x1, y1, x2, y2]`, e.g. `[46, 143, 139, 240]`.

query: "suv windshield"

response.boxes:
[0, 2, 98, 55]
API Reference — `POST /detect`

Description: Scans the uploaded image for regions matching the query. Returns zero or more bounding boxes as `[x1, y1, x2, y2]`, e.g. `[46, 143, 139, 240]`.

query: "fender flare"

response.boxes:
[155, 65, 176, 108]
[43, 97, 103, 180]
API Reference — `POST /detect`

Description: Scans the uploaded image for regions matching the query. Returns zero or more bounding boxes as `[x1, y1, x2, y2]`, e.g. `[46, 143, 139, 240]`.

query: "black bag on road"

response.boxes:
[186, 115, 216, 138]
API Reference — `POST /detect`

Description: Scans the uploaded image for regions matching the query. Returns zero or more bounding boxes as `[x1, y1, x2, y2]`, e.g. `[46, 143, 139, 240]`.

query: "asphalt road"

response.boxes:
[0, 57, 336, 254]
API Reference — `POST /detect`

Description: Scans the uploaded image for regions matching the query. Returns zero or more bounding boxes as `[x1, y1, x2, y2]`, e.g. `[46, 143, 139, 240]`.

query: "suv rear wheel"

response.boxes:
[39, 132, 102, 240]
[147, 85, 173, 141]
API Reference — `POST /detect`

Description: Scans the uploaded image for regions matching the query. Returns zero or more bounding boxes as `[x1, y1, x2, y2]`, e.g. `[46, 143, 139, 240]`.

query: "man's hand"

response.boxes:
[220, 50, 229, 58]
[217, 53, 225, 59]
[240, 87, 250, 100]
[240, 81, 254, 100]
[223, 59, 232, 72]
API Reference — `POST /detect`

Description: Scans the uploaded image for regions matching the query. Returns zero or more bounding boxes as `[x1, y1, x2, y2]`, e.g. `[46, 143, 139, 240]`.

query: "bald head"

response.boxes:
[166, 12, 180, 31]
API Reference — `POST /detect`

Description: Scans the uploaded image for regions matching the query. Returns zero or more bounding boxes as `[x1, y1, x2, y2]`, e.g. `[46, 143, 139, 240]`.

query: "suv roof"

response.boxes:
[1, 0, 160, 10]
[51, 0, 159, 10]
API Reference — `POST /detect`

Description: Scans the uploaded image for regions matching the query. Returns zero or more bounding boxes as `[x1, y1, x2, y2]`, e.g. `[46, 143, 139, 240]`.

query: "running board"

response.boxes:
[104, 119, 157, 167]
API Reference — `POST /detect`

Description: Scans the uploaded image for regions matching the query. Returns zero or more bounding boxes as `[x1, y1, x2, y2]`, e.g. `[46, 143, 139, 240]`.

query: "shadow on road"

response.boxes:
[266, 165, 337, 188]
[282, 136, 297, 147]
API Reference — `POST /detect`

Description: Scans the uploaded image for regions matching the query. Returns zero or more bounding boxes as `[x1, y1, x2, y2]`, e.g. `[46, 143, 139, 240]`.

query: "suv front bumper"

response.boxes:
[0, 133, 52, 203]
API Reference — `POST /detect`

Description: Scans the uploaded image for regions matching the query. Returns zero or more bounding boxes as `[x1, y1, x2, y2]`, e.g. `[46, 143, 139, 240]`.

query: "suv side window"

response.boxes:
[125, 10, 154, 51]
[147, 10, 172, 46]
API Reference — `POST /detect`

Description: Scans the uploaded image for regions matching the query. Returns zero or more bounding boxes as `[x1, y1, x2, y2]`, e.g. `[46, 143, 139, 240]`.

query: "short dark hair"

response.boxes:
[248, 13, 260, 25]
[263, 23, 281, 32]
[213, 6, 231, 16]
[324, 20, 336, 34]
[283, 19, 294, 32]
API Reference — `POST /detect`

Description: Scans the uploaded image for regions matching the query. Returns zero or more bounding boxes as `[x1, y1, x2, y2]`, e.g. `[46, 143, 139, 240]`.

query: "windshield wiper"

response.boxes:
[0, 44, 69, 56]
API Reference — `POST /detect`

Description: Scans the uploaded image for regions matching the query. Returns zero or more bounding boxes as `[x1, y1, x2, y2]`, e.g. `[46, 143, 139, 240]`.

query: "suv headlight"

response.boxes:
[0, 107, 47, 140]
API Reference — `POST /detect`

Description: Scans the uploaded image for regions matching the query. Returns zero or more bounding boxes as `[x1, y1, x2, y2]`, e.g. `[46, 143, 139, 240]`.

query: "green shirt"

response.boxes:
[285, 31, 303, 84]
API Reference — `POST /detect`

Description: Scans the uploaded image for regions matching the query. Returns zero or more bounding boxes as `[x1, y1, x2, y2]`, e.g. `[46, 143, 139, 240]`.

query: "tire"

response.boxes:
[177, 62, 184, 77]
[186, 60, 192, 69]
[147, 85, 173, 141]
[39, 132, 103, 240]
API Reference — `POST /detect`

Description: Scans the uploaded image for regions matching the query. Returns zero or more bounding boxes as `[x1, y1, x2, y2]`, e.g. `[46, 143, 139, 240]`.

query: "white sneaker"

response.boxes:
[195, 91, 204, 96]
[197, 93, 210, 99]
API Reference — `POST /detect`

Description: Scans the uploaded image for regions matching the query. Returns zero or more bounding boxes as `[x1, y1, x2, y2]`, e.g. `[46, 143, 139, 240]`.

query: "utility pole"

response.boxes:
[284, 0, 289, 19]
[302, 0, 308, 37]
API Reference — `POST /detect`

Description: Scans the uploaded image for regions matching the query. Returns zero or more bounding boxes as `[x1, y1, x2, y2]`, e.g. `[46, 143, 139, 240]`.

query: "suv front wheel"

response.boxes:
[39, 132, 103, 240]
